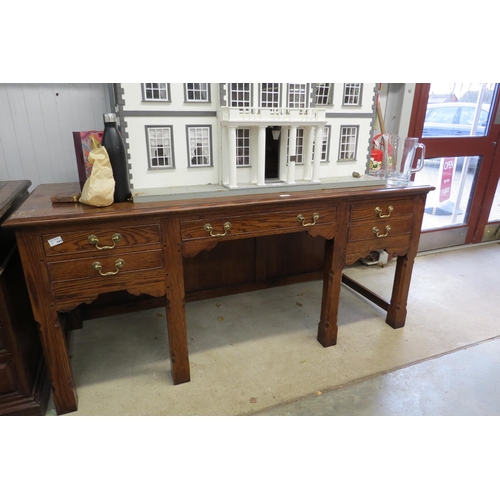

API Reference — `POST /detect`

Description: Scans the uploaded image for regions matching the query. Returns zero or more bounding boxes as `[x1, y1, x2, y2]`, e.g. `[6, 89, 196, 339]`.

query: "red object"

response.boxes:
[371, 134, 384, 162]
[371, 149, 383, 162]
[439, 157, 455, 203]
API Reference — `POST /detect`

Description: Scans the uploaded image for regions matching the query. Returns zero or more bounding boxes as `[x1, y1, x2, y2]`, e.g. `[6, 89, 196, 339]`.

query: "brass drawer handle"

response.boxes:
[375, 206, 393, 219]
[88, 233, 122, 250]
[372, 225, 391, 238]
[297, 213, 319, 226]
[92, 258, 125, 276]
[204, 222, 232, 237]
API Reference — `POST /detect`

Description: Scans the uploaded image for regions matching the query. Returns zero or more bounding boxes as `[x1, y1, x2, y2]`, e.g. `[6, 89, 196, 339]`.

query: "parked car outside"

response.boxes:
[423, 102, 490, 137]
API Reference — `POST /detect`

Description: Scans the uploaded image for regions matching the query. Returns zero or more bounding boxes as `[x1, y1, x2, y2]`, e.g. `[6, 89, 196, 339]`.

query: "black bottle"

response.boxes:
[101, 113, 131, 202]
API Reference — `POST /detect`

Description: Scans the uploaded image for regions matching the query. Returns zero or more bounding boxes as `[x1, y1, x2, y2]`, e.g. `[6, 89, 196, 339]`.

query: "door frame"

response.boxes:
[408, 83, 500, 246]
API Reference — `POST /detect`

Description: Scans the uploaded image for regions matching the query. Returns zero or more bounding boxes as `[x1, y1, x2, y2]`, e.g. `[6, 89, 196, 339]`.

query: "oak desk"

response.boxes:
[4, 182, 433, 415]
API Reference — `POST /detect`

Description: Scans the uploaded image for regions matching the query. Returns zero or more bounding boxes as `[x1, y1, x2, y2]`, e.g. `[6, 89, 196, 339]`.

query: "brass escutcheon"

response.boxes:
[204, 222, 232, 237]
[297, 213, 319, 226]
[88, 233, 122, 250]
[92, 258, 125, 276]
[375, 206, 393, 219]
[372, 225, 391, 238]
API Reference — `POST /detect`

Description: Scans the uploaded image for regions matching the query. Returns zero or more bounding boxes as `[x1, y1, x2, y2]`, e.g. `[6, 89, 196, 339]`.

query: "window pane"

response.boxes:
[230, 83, 250, 107]
[315, 83, 331, 105]
[287, 128, 304, 163]
[144, 83, 168, 101]
[186, 83, 209, 101]
[488, 177, 500, 222]
[339, 126, 358, 160]
[148, 127, 172, 168]
[236, 128, 250, 166]
[422, 83, 496, 137]
[188, 127, 211, 166]
[343, 83, 362, 105]
[261, 83, 280, 107]
[289, 84, 307, 108]
[414, 156, 481, 230]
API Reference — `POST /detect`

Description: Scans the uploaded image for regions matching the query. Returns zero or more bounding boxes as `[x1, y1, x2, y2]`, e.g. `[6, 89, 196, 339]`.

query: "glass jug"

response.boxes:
[382, 134, 426, 187]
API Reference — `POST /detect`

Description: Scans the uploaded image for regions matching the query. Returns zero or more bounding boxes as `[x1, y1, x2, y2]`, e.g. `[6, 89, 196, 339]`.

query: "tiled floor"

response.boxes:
[254, 336, 500, 415]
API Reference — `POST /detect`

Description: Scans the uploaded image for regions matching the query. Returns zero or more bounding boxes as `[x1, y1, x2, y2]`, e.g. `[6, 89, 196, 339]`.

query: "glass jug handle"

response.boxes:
[412, 143, 426, 173]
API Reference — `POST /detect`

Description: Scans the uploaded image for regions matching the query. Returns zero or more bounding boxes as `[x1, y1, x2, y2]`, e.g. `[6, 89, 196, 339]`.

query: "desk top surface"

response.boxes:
[3, 182, 434, 229]
[0, 180, 31, 221]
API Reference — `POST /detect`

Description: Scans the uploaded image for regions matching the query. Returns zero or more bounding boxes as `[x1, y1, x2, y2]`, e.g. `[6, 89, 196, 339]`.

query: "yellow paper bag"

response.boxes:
[79, 138, 115, 207]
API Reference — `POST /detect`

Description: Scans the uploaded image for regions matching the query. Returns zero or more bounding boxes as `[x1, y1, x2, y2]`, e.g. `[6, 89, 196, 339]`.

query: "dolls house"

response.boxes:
[113, 83, 382, 199]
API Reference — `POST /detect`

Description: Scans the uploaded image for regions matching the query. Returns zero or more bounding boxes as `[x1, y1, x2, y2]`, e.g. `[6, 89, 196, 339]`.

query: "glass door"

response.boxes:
[408, 83, 500, 251]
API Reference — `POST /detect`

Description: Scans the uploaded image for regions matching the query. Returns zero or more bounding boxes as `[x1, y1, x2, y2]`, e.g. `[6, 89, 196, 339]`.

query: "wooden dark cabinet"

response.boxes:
[0, 181, 49, 416]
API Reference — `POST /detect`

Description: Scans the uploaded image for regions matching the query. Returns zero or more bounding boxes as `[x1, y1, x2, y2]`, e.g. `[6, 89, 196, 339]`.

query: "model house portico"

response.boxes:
[219, 97, 327, 187]
[115, 83, 377, 193]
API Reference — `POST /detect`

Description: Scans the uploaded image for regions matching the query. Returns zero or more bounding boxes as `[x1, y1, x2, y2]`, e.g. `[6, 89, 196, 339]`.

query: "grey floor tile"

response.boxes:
[254, 337, 500, 416]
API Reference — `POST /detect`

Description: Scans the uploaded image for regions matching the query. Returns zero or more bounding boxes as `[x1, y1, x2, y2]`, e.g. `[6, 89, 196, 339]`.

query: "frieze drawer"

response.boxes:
[47, 249, 164, 282]
[348, 215, 413, 242]
[42, 224, 161, 257]
[181, 207, 337, 241]
[349, 198, 415, 222]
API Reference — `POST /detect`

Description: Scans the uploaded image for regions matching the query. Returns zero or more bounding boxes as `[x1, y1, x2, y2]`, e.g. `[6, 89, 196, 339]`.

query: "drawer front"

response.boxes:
[43, 224, 161, 257]
[181, 207, 337, 241]
[51, 268, 166, 311]
[350, 198, 415, 222]
[47, 249, 164, 282]
[348, 216, 413, 242]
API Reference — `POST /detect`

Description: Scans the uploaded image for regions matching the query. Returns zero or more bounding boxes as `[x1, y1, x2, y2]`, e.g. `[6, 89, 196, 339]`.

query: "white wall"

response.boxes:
[120, 83, 221, 189]
[0, 83, 112, 190]
[124, 114, 221, 189]
[376, 83, 416, 138]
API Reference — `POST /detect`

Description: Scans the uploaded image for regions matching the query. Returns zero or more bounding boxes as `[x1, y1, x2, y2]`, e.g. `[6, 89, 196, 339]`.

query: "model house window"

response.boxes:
[288, 84, 307, 108]
[315, 84, 333, 106]
[339, 126, 358, 160]
[313, 126, 331, 162]
[187, 126, 212, 167]
[236, 129, 250, 166]
[143, 83, 169, 101]
[146, 126, 174, 169]
[343, 83, 362, 105]
[287, 128, 304, 163]
[185, 83, 210, 102]
[261, 83, 280, 107]
[322, 126, 331, 161]
[230, 83, 251, 107]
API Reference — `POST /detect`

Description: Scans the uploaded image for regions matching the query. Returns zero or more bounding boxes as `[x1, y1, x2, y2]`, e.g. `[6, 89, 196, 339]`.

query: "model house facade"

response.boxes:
[115, 83, 377, 191]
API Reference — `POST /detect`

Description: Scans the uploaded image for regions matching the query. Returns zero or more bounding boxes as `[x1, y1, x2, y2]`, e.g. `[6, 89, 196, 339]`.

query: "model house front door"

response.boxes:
[265, 126, 281, 180]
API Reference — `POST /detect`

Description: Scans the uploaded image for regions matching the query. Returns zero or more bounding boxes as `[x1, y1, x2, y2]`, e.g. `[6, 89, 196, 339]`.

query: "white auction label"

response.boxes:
[48, 236, 64, 247]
